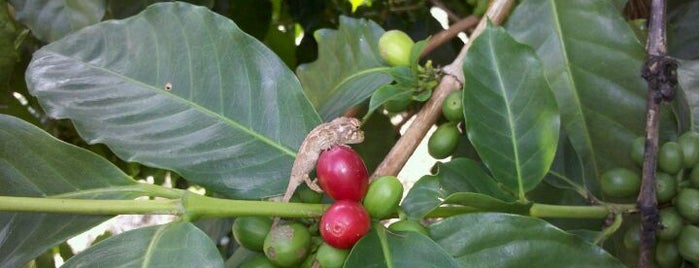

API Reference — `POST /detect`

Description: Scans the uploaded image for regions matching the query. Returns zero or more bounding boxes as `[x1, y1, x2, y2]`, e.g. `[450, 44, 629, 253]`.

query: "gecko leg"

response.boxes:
[306, 177, 323, 193]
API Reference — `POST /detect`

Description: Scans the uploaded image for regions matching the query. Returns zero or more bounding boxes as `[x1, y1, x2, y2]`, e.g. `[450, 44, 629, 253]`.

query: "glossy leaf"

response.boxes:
[463, 23, 559, 198]
[296, 16, 392, 120]
[26, 2, 322, 199]
[401, 158, 515, 219]
[62, 222, 224, 267]
[8, 0, 106, 42]
[506, 0, 653, 190]
[430, 213, 625, 267]
[345, 224, 460, 268]
[0, 115, 141, 268]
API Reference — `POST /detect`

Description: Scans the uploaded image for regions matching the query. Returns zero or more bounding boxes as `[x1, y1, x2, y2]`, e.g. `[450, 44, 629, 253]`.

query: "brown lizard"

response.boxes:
[281, 117, 364, 203]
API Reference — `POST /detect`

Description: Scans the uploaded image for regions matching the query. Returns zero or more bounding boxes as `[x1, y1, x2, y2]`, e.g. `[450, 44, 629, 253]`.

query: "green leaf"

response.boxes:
[463, 22, 560, 198]
[8, 0, 106, 42]
[297, 16, 392, 120]
[401, 158, 515, 219]
[668, 0, 699, 60]
[345, 224, 460, 268]
[367, 84, 413, 114]
[430, 213, 625, 267]
[62, 222, 224, 267]
[679, 60, 699, 130]
[505, 0, 654, 191]
[0, 114, 140, 268]
[26, 2, 322, 199]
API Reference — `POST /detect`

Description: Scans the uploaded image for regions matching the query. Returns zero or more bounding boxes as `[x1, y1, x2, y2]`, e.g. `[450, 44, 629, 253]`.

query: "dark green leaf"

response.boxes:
[297, 16, 392, 120]
[401, 158, 515, 219]
[506, 0, 654, 190]
[9, 0, 106, 42]
[463, 22, 559, 198]
[401, 175, 444, 219]
[679, 60, 699, 130]
[668, 0, 699, 60]
[430, 213, 625, 267]
[62, 222, 224, 267]
[26, 2, 322, 199]
[0, 114, 140, 268]
[345, 224, 460, 268]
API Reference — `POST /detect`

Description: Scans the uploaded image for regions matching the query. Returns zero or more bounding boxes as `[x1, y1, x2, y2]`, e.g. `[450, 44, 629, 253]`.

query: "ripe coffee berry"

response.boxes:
[316, 145, 369, 202]
[319, 200, 371, 249]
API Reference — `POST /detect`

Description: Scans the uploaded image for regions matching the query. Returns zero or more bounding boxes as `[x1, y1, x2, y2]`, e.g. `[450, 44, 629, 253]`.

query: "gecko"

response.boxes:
[281, 117, 365, 203]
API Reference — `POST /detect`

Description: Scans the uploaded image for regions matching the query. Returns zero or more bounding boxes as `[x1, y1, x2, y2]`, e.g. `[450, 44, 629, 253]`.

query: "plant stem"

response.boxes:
[638, 0, 677, 266]
[0, 196, 181, 215]
[529, 204, 613, 219]
[0, 194, 328, 220]
[425, 203, 635, 219]
[182, 193, 327, 220]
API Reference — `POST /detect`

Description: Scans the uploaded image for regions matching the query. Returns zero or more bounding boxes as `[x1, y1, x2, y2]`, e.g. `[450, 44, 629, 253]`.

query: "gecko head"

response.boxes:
[332, 117, 364, 144]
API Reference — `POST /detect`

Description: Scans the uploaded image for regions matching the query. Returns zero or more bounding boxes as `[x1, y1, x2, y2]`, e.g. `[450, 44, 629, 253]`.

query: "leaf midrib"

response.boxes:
[39, 50, 298, 158]
[486, 32, 525, 200]
[549, 0, 598, 178]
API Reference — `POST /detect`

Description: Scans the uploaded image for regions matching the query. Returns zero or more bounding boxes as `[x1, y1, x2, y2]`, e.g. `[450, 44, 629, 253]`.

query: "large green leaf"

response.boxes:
[8, 0, 106, 42]
[296, 16, 392, 120]
[0, 114, 142, 268]
[463, 23, 559, 198]
[430, 213, 625, 267]
[26, 2, 322, 199]
[505, 0, 650, 191]
[62, 222, 224, 267]
[401, 158, 515, 219]
[344, 224, 460, 268]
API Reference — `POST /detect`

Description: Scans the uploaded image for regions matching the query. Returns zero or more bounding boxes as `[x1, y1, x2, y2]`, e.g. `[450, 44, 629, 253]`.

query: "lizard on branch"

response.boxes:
[281, 117, 364, 203]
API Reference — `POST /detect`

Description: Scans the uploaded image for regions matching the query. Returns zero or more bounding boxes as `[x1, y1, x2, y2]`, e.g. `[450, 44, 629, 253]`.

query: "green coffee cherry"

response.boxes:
[680, 131, 699, 168]
[428, 122, 460, 159]
[378, 30, 414, 67]
[442, 91, 464, 122]
[363, 176, 404, 219]
[600, 168, 640, 198]
[659, 141, 683, 174]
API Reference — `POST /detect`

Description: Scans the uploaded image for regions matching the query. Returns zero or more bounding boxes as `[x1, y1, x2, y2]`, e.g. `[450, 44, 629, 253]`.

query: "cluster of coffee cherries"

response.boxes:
[232, 145, 405, 267]
[604, 131, 699, 267]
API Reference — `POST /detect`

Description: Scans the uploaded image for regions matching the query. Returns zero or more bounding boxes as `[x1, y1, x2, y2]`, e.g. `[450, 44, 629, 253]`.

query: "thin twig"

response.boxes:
[421, 15, 480, 57]
[371, 0, 514, 178]
[638, 0, 677, 267]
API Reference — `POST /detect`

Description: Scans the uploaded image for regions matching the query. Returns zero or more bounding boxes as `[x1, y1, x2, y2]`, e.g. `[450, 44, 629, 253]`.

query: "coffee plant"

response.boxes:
[1, 0, 699, 267]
